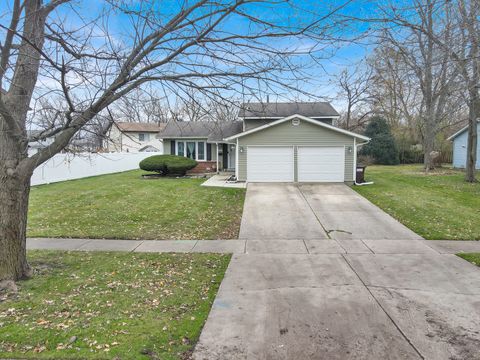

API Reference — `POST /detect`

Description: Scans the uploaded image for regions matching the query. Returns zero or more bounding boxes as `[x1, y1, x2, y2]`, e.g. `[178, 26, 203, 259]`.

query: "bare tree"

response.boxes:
[0, 0, 348, 281]
[383, 0, 479, 181]
[367, 44, 422, 131]
[372, 0, 460, 171]
[173, 90, 241, 122]
[334, 64, 372, 130]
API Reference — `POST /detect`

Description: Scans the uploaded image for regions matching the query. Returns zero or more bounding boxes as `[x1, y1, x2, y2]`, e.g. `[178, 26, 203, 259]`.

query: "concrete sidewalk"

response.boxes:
[194, 252, 480, 360]
[193, 183, 480, 360]
[26, 182, 480, 359]
[26, 236, 480, 359]
[27, 238, 480, 255]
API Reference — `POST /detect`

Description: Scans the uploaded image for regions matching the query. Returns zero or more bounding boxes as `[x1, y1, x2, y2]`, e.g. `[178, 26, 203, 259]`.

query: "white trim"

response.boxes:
[353, 138, 356, 182]
[235, 139, 239, 179]
[163, 136, 209, 140]
[447, 128, 467, 141]
[447, 121, 480, 141]
[216, 142, 219, 173]
[225, 114, 370, 141]
[175, 140, 207, 162]
[242, 115, 340, 120]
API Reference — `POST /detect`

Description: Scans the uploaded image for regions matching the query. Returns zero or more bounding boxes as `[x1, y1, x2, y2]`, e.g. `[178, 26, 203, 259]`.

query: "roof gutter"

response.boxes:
[242, 115, 340, 120]
[225, 114, 370, 142]
[447, 120, 480, 141]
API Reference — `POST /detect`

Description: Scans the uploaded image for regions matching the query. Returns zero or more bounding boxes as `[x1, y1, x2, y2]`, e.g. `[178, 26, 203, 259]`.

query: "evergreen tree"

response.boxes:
[360, 116, 400, 165]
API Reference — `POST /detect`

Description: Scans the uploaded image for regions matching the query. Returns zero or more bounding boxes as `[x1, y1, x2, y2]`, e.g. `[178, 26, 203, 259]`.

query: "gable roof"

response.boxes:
[158, 121, 243, 142]
[224, 114, 370, 141]
[240, 102, 340, 119]
[116, 122, 166, 132]
[447, 121, 479, 141]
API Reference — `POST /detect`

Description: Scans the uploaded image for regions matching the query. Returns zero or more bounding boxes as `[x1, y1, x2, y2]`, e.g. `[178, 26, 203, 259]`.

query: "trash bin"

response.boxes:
[356, 166, 366, 184]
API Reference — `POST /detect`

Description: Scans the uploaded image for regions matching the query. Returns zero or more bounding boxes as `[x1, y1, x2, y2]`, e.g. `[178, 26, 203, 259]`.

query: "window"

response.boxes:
[186, 142, 196, 159]
[177, 142, 185, 156]
[197, 142, 205, 160]
[175, 141, 206, 161]
[139, 133, 150, 141]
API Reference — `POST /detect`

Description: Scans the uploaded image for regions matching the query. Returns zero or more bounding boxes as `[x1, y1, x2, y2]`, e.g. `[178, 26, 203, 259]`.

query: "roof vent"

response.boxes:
[292, 118, 300, 126]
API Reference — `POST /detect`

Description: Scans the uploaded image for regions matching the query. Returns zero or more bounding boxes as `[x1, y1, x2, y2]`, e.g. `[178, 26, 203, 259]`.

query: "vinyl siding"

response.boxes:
[244, 118, 334, 131]
[452, 129, 480, 169]
[237, 118, 355, 182]
[162, 139, 217, 161]
[244, 119, 276, 131]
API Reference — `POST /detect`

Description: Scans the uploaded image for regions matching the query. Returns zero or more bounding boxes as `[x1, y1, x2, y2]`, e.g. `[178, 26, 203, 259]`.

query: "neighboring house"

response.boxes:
[27, 130, 55, 156]
[448, 121, 480, 169]
[104, 122, 166, 153]
[159, 102, 370, 183]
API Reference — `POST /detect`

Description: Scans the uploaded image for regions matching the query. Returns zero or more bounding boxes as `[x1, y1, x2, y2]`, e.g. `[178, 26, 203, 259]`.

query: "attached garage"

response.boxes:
[225, 114, 370, 184]
[297, 147, 345, 182]
[247, 146, 294, 182]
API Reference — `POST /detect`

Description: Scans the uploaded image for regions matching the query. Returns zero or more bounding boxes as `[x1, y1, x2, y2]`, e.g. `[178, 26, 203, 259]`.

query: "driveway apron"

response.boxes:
[238, 183, 328, 240]
[194, 183, 480, 360]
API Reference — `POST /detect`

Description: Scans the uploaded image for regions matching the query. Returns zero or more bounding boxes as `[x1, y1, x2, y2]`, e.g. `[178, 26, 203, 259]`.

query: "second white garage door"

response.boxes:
[247, 146, 294, 182]
[298, 146, 345, 182]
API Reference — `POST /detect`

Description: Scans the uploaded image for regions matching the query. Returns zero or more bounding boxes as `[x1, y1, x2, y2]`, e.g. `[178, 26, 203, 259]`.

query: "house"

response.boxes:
[448, 121, 480, 169]
[159, 121, 243, 173]
[104, 122, 166, 153]
[27, 130, 55, 156]
[158, 102, 370, 183]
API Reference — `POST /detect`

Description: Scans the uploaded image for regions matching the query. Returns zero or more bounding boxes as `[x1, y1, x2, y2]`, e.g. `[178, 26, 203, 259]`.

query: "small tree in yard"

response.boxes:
[360, 116, 400, 165]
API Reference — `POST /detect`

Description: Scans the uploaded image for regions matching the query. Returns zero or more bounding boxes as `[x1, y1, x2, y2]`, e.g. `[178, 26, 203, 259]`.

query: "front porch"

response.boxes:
[218, 142, 236, 172]
[201, 173, 246, 188]
[185, 142, 236, 174]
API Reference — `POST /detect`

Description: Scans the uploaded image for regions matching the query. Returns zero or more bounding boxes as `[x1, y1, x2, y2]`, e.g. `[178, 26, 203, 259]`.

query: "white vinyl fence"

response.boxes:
[31, 152, 161, 186]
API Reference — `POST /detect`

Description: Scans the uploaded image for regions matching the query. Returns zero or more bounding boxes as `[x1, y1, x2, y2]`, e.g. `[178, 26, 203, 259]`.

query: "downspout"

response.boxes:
[235, 139, 239, 180]
[354, 138, 374, 186]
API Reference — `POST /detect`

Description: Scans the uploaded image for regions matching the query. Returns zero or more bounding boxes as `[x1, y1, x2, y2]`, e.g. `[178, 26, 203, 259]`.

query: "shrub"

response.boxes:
[360, 116, 400, 165]
[139, 155, 197, 176]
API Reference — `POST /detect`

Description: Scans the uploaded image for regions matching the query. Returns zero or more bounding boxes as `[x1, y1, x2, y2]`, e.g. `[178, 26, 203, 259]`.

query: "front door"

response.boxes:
[228, 144, 236, 169]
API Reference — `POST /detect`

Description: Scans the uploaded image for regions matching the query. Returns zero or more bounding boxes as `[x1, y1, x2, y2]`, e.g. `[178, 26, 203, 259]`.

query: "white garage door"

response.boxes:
[247, 146, 294, 182]
[298, 146, 345, 182]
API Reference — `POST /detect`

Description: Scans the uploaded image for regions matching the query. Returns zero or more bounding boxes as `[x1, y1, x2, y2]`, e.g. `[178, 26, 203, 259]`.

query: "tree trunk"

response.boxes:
[0, 132, 32, 281]
[465, 92, 478, 182]
[423, 114, 435, 171]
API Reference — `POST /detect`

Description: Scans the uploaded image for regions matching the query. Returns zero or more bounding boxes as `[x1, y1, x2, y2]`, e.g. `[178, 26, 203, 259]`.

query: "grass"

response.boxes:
[28, 170, 245, 240]
[457, 253, 480, 267]
[353, 165, 480, 240]
[0, 250, 230, 359]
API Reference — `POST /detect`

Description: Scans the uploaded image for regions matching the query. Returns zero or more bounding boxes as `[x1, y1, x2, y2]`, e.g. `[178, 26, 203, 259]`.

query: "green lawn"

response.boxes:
[457, 253, 480, 267]
[0, 251, 230, 359]
[28, 170, 245, 240]
[353, 165, 480, 240]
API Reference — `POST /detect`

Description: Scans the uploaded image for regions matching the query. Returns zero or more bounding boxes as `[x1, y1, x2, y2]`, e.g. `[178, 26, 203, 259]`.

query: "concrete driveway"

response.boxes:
[194, 183, 480, 360]
[239, 183, 423, 241]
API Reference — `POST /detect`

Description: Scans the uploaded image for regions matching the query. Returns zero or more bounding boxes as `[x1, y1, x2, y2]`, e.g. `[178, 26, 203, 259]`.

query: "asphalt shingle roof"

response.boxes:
[239, 102, 339, 118]
[158, 121, 243, 142]
[116, 122, 166, 132]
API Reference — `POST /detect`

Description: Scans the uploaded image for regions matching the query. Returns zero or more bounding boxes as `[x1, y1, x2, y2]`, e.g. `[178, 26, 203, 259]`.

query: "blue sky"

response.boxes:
[0, 0, 379, 110]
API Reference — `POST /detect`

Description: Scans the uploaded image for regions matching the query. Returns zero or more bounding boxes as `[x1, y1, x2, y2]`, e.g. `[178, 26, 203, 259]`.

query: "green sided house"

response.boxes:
[158, 102, 370, 183]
